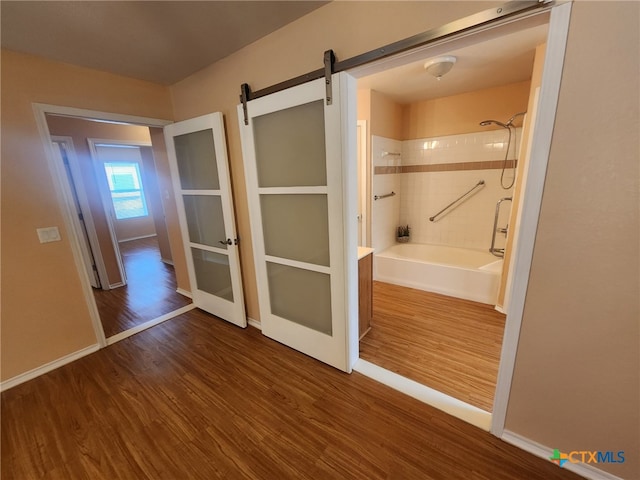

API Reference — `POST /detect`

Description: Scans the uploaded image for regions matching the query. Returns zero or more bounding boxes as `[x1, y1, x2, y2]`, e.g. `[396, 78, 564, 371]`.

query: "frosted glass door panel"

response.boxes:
[183, 195, 227, 249]
[165, 112, 246, 328]
[266, 262, 331, 335]
[174, 129, 220, 190]
[260, 194, 329, 266]
[253, 100, 326, 187]
[192, 249, 233, 301]
[238, 74, 355, 371]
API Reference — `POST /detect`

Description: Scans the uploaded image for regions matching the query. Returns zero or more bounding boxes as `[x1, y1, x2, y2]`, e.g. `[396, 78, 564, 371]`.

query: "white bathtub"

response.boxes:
[374, 243, 502, 305]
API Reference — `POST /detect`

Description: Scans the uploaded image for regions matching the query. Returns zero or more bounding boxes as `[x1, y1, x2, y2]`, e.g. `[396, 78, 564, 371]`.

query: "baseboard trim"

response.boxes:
[118, 234, 157, 243]
[1, 344, 100, 392]
[247, 317, 261, 330]
[501, 430, 625, 480]
[353, 359, 492, 431]
[161, 258, 174, 266]
[106, 304, 196, 345]
[176, 288, 192, 298]
[108, 281, 125, 289]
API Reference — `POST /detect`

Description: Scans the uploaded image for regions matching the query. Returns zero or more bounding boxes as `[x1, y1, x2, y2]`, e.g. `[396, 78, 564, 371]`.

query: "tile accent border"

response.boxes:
[375, 160, 517, 175]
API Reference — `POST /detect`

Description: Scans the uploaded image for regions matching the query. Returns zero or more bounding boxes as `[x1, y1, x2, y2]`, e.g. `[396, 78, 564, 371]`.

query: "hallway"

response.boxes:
[93, 236, 192, 338]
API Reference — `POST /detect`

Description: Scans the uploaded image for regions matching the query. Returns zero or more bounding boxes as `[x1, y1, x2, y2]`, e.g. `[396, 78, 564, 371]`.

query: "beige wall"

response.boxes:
[170, 1, 500, 320]
[505, 2, 639, 478]
[402, 81, 531, 139]
[1, 49, 173, 381]
[357, 89, 372, 246]
[370, 90, 403, 140]
[46, 115, 153, 284]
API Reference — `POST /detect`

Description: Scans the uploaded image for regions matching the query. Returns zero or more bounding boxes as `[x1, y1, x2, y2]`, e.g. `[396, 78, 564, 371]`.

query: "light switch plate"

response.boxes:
[37, 227, 61, 243]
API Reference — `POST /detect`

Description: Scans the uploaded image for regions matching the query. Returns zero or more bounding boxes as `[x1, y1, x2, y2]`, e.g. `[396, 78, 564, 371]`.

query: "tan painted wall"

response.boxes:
[170, 1, 500, 320]
[46, 115, 153, 284]
[505, 3, 639, 478]
[370, 90, 403, 140]
[1, 49, 173, 381]
[357, 89, 372, 247]
[496, 45, 546, 309]
[402, 81, 531, 139]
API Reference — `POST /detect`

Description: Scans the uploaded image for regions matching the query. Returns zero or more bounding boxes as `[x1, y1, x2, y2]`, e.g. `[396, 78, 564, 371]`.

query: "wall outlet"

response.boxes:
[37, 227, 61, 243]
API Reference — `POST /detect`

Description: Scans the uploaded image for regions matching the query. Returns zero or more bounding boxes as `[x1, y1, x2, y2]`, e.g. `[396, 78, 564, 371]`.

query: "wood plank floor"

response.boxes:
[1, 309, 580, 480]
[360, 282, 506, 412]
[93, 236, 192, 338]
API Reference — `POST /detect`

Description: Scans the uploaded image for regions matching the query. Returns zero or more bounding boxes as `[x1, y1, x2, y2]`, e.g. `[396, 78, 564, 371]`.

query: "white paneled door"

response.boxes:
[165, 113, 246, 327]
[239, 74, 358, 372]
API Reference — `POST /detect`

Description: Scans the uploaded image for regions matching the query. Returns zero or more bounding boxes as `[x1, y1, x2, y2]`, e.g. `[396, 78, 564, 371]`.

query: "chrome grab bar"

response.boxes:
[429, 180, 485, 222]
[490, 197, 512, 257]
[374, 191, 396, 201]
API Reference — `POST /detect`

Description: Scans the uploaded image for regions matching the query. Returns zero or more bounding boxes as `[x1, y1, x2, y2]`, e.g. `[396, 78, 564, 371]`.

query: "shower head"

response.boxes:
[506, 111, 527, 127]
[479, 119, 509, 129]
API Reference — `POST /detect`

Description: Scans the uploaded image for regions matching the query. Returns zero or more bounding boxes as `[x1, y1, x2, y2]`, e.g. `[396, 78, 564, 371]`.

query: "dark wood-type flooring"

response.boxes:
[1, 309, 580, 480]
[93, 236, 191, 338]
[360, 282, 506, 412]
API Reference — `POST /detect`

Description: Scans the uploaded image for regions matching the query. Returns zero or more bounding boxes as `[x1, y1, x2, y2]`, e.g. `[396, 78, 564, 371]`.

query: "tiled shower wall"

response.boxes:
[371, 129, 521, 252]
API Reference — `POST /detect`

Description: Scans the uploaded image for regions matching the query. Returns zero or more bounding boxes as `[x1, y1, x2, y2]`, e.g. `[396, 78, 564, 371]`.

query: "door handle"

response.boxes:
[219, 239, 232, 246]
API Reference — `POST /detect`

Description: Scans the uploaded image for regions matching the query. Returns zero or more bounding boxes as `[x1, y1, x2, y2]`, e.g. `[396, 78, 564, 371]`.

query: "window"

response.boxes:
[103, 162, 149, 219]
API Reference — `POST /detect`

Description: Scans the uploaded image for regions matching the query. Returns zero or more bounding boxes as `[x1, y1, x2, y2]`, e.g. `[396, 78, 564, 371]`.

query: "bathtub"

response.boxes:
[374, 243, 502, 305]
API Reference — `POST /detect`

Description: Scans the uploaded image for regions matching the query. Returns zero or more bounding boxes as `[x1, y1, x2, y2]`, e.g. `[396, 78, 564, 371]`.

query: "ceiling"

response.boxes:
[0, 1, 328, 85]
[357, 23, 549, 104]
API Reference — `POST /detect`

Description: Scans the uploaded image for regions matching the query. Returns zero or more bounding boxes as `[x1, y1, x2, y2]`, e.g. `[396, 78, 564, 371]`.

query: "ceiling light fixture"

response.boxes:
[424, 55, 457, 80]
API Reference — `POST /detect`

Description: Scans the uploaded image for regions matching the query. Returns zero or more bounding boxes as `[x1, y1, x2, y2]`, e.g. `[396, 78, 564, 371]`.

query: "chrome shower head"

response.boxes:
[479, 119, 509, 129]
[506, 111, 527, 127]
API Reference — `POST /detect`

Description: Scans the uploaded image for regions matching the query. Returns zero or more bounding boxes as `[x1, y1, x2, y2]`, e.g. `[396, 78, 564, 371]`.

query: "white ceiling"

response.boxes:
[357, 23, 549, 104]
[0, 1, 328, 85]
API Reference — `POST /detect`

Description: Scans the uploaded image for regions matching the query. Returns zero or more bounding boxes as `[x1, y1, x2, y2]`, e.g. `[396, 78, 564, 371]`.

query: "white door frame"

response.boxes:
[87, 138, 153, 288]
[50, 136, 105, 289]
[32, 103, 173, 348]
[346, 2, 572, 437]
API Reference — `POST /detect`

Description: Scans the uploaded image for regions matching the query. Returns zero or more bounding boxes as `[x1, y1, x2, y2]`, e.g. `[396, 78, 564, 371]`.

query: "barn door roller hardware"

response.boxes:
[239, 50, 335, 125]
[324, 50, 336, 106]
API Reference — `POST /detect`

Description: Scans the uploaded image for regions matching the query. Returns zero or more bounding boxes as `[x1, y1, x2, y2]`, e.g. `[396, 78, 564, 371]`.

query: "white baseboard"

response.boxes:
[176, 288, 192, 298]
[118, 234, 157, 243]
[247, 317, 261, 330]
[106, 304, 196, 345]
[353, 359, 492, 431]
[161, 258, 174, 266]
[108, 281, 125, 289]
[501, 430, 625, 480]
[1, 344, 100, 392]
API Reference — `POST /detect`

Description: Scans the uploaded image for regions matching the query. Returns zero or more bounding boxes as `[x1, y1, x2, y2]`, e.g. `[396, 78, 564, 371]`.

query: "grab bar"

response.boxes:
[490, 197, 512, 257]
[374, 191, 396, 201]
[381, 151, 401, 157]
[429, 180, 485, 222]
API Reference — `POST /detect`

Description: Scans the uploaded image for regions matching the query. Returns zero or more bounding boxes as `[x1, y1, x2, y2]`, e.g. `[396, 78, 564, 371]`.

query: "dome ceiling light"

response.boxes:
[424, 55, 457, 80]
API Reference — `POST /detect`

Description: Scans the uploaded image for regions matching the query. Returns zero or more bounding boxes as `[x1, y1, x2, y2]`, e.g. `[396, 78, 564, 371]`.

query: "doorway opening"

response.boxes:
[351, 10, 555, 429]
[39, 110, 194, 344]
